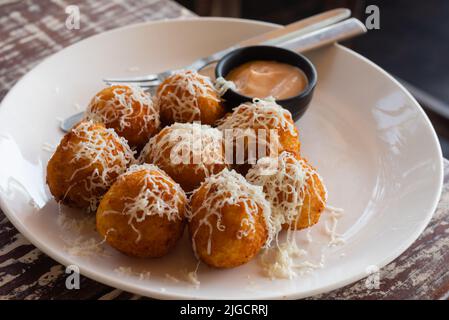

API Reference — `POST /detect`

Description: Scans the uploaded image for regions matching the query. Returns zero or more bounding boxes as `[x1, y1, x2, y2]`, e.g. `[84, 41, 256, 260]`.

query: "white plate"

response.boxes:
[0, 18, 443, 299]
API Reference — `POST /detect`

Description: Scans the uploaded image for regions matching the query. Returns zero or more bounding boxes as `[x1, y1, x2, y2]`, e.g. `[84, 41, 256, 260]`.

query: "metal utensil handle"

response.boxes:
[104, 9, 353, 83]
[189, 8, 352, 70]
[280, 18, 367, 53]
[243, 8, 351, 47]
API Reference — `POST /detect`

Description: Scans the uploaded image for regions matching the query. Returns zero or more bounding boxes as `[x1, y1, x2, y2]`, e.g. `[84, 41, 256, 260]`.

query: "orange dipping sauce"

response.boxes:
[226, 60, 308, 100]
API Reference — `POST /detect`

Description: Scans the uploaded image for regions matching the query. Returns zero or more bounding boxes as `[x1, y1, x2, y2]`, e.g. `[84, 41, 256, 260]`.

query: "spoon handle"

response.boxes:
[240, 8, 351, 47]
[188, 8, 353, 71]
[280, 18, 367, 53]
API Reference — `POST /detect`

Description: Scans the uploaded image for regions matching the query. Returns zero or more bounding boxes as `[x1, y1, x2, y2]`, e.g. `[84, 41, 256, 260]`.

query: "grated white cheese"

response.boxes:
[84, 85, 159, 135]
[189, 168, 275, 257]
[103, 164, 187, 243]
[63, 120, 135, 212]
[139, 122, 226, 177]
[217, 98, 297, 163]
[260, 239, 324, 280]
[156, 70, 220, 123]
[246, 152, 343, 279]
[56, 202, 109, 257]
[260, 240, 306, 279]
[246, 151, 327, 232]
[57, 209, 96, 234]
[65, 237, 106, 257]
[323, 206, 345, 246]
[115, 266, 151, 280]
[165, 273, 181, 283]
[214, 76, 236, 96]
[217, 97, 297, 137]
[165, 262, 201, 287]
[185, 262, 201, 287]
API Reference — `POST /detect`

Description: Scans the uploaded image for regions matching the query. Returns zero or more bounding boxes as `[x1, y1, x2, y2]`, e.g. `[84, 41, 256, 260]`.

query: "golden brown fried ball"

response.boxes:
[285, 170, 326, 230]
[85, 85, 160, 149]
[246, 151, 327, 231]
[140, 122, 228, 192]
[46, 120, 135, 212]
[156, 70, 225, 126]
[96, 164, 187, 258]
[217, 99, 300, 175]
[189, 169, 273, 268]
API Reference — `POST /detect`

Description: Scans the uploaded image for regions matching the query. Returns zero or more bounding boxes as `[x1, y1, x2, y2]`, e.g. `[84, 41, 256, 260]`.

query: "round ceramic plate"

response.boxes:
[0, 18, 443, 299]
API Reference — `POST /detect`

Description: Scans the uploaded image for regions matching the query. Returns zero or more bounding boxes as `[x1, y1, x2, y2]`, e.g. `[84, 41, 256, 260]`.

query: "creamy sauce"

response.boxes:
[226, 60, 308, 100]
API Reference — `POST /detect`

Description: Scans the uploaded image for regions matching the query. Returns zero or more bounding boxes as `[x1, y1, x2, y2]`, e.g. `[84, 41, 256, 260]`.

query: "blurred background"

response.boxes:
[176, 0, 449, 157]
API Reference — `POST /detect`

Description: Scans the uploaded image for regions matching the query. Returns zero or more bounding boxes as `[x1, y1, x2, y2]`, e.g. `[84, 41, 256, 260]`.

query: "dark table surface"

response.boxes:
[0, 0, 448, 300]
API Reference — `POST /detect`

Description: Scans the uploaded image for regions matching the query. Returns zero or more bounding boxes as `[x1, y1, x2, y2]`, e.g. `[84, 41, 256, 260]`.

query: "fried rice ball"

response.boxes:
[46, 120, 135, 212]
[189, 169, 275, 268]
[96, 164, 187, 258]
[246, 151, 327, 230]
[85, 85, 160, 149]
[217, 98, 300, 174]
[140, 122, 228, 192]
[156, 70, 225, 125]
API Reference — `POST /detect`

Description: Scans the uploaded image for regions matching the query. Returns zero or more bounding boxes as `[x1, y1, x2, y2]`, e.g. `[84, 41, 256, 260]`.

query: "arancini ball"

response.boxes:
[188, 169, 275, 268]
[246, 151, 327, 230]
[217, 98, 301, 173]
[140, 122, 228, 192]
[85, 85, 159, 149]
[155, 70, 225, 125]
[46, 120, 135, 212]
[96, 164, 187, 258]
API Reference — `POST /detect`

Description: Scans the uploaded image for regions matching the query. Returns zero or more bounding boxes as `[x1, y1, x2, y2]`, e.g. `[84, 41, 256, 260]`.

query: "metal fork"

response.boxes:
[61, 10, 367, 132]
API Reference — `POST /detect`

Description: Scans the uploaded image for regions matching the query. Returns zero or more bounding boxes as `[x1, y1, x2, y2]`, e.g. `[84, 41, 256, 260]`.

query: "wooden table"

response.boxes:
[0, 0, 448, 300]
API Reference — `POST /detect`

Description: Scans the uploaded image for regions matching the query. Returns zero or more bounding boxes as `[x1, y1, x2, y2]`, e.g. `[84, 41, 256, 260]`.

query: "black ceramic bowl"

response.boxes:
[215, 45, 317, 120]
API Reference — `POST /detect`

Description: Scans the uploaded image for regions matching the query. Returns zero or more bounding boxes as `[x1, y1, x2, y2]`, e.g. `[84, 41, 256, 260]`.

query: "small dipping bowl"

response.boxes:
[215, 45, 317, 120]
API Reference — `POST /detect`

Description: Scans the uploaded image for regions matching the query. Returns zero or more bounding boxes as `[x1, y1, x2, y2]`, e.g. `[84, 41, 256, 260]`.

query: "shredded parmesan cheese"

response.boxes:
[165, 273, 181, 283]
[189, 168, 275, 256]
[245, 152, 344, 279]
[57, 210, 96, 234]
[115, 266, 151, 280]
[324, 206, 345, 246]
[246, 151, 327, 232]
[104, 164, 187, 243]
[85, 85, 159, 135]
[57, 202, 109, 257]
[185, 261, 201, 287]
[260, 239, 324, 279]
[63, 120, 135, 212]
[214, 76, 236, 96]
[65, 237, 106, 257]
[260, 240, 306, 279]
[156, 70, 220, 123]
[165, 262, 201, 287]
[139, 122, 226, 176]
[217, 98, 297, 163]
[217, 97, 297, 137]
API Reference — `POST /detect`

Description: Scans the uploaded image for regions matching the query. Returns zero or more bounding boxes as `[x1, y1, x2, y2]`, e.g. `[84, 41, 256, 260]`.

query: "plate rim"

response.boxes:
[0, 17, 444, 300]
